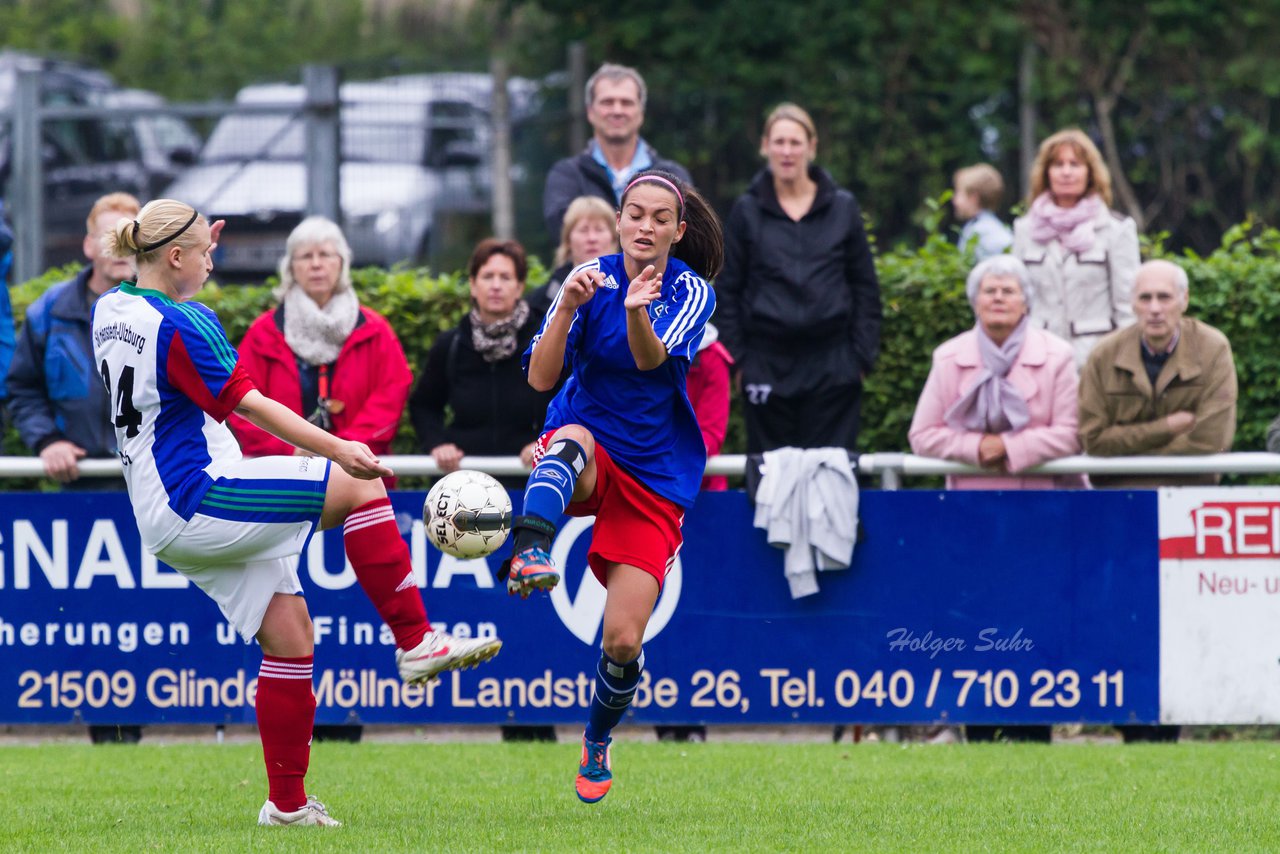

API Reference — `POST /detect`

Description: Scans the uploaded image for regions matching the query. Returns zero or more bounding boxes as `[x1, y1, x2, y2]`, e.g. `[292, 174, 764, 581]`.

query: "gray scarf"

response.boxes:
[469, 300, 529, 363]
[282, 285, 360, 366]
[944, 317, 1031, 433]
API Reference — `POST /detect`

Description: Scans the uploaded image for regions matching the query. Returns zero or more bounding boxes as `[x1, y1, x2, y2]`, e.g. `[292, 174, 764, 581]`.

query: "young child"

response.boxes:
[953, 163, 1013, 260]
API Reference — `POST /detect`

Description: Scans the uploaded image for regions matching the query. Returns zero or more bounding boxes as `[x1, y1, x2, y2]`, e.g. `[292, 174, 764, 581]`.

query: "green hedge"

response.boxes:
[7, 226, 1280, 468]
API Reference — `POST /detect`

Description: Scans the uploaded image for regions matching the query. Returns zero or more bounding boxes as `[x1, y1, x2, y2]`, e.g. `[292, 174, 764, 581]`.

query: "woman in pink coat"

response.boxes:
[909, 255, 1083, 491]
[910, 254, 1082, 744]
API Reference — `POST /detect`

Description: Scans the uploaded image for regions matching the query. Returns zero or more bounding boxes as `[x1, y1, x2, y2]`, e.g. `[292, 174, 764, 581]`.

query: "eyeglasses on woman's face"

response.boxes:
[294, 248, 340, 265]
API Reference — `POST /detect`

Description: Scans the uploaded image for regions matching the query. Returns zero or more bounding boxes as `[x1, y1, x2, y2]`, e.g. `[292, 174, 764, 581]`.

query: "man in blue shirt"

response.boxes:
[542, 63, 692, 241]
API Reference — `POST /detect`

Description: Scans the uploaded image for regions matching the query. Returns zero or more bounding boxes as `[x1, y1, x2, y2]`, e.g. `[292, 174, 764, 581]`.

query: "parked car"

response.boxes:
[0, 50, 202, 269]
[164, 72, 537, 277]
[102, 88, 201, 197]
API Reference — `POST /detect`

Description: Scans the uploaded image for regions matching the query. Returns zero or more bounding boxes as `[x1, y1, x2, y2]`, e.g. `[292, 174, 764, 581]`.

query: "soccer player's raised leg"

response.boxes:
[322, 466, 501, 682]
[504, 426, 597, 597]
[576, 563, 660, 803]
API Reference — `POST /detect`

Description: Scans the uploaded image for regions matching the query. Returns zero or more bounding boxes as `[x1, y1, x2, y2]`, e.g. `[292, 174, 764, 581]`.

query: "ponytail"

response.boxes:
[107, 198, 204, 265]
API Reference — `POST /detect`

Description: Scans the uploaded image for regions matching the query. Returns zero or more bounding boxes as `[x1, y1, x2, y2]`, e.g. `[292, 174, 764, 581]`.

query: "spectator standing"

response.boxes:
[528, 196, 618, 319]
[909, 255, 1084, 743]
[1267, 413, 1280, 453]
[1013, 128, 1140, 369]
[542, 63, 691, 241]
[228, 217, 411, 482]
[0, 200, 14, 412]
[649, 320, 731, 746]
[686, 323, 734, 492]
[1079, 259, 1237, 742]
[410, 237, 557, 743]
[952, 163, 1013, 260]
[6, 193, 141, 744]
[409, 237, 556, 491]
[7, 193, 140, 489]
[716, 102, 882, 455]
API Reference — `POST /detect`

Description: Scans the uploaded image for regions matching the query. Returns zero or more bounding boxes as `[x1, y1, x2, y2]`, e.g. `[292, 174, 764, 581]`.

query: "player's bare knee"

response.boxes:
[551, 425, 594, 458]
[257, 597, 315, 657]
[602, 630, 643, 664]
[322, 465, 386, 528]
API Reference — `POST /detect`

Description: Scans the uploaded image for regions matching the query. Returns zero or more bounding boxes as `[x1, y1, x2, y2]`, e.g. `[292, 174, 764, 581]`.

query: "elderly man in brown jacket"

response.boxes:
[1079, 259, 1237, 489]
[1079, 258, 1237, 744]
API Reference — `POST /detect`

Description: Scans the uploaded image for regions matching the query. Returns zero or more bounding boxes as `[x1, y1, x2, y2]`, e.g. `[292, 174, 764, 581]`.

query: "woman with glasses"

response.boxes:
[229, 216, 411, 482]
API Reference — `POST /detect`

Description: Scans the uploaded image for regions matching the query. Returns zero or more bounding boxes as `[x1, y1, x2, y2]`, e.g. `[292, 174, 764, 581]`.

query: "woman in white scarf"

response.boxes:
[229, 216, 412, 470]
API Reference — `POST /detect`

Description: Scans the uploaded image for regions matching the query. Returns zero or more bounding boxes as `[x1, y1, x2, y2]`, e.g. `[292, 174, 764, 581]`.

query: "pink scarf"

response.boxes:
[1027, 192, 1102, 254]
[944, 318, 1031, 434]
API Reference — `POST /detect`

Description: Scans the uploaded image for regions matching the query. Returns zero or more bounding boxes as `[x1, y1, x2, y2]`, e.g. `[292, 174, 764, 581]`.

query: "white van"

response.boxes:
[165, 72, 536, 276]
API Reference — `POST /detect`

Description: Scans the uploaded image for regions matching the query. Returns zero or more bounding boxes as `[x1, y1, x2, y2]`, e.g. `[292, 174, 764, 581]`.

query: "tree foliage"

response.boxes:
[530, 0, 1280, 254]
[3, 1, 1280, 253]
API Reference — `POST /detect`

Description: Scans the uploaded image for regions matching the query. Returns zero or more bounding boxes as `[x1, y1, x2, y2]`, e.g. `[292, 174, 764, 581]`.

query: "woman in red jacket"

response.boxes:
[229, 216, 411, 477]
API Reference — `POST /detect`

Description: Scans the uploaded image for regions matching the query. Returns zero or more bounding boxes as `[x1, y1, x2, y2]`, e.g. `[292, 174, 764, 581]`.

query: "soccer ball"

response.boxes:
[423, 470, 513, 559]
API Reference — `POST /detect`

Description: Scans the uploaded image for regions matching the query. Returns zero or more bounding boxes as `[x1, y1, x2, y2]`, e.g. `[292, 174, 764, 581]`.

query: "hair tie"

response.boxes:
[623, 175, 685, 218]
[131, 220, 141, 244]
[139, 210, 199, 253]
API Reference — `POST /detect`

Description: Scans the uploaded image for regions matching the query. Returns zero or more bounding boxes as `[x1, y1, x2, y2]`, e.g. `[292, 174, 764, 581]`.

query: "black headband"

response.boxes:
[139, 210, 200, 253]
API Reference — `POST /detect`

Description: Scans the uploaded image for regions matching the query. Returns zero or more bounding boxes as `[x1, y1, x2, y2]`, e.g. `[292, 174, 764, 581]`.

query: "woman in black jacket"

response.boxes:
[715, 103, 882, 453]
[409, 238, 555, 489]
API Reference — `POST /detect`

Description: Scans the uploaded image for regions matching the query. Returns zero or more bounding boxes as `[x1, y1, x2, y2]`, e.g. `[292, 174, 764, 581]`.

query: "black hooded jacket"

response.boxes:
[715, 166, 881, 395]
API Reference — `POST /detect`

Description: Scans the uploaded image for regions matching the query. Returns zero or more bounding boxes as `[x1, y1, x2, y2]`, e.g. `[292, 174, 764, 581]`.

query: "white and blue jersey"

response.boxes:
[92, 282, 325, 553]
[524, 253, 715, 509]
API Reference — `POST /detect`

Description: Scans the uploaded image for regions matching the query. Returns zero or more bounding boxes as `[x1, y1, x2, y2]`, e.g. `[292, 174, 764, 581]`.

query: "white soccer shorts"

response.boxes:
[156, 455, 331, 642]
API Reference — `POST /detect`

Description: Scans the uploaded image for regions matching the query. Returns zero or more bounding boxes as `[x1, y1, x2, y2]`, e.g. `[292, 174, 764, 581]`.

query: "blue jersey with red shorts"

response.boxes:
[524, 253, 715, 510]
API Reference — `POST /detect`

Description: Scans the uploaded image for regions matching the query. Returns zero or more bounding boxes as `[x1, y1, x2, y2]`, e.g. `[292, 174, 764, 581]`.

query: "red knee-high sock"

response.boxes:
[256, 654, 315, 812]
[344, 498, 430, 650]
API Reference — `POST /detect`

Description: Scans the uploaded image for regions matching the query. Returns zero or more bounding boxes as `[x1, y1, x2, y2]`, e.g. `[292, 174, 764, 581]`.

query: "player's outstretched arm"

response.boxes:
[234, 389, 392, 480]
[529, 267, 602, 391]
[624, 264, 667, 370]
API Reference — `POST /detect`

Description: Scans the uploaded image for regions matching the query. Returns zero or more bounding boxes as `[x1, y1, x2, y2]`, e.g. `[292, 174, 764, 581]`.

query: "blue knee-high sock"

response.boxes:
[520, 438, 586, 528]
[585, 650, 644, 741]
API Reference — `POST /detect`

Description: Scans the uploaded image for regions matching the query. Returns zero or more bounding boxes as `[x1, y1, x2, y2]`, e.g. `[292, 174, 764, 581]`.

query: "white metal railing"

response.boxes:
[855, 451, 1280, 490]
[5, 452, 1280, 490]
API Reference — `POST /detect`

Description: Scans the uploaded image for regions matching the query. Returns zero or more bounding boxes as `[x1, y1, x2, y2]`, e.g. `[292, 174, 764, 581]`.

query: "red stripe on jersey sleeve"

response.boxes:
[166, 332, 257, 422]
[214, 364, 256, 421]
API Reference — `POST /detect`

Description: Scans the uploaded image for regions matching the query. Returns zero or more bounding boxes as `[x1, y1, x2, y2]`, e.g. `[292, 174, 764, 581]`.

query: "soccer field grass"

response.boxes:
[4, 739, 1279, 851]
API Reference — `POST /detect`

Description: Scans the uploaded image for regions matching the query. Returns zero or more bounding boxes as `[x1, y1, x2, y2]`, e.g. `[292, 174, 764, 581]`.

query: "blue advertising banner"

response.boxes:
[0, 489, 1158, 725]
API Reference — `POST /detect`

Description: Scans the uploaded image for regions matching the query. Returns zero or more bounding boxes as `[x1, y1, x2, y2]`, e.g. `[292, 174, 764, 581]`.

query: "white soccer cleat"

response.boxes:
[257, 796, 342, 827]
[395, 629, 502, 684]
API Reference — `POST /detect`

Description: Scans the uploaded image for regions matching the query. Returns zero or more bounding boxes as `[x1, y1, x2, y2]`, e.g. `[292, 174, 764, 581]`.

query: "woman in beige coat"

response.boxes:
[1013, 128, 1140, 369]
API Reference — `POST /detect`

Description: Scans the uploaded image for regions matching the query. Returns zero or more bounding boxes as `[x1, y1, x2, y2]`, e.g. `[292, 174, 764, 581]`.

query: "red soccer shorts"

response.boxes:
[534, 430, 684, 589]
